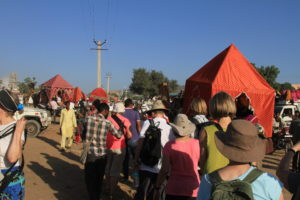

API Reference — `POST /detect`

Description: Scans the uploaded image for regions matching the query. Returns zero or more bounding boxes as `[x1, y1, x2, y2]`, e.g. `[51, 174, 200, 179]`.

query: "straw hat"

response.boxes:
[112, 102, 125, 113]
[215, 119, 266, 163]
[148, 100, 168, 112]
[170, 114, 196, 137]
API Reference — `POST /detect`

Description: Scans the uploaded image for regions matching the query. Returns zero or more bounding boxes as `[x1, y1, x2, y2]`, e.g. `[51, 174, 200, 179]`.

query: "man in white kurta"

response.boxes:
[60, 101, 77, 150]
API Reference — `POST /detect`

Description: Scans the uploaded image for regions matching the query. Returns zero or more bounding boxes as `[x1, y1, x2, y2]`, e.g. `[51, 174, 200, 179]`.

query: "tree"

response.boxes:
[129, 68, 151, 96]
[279, 82, 295, 91]
[168, 79, 179, 93]
[18, 77, 37, 94]
[129, 68, 179, 97]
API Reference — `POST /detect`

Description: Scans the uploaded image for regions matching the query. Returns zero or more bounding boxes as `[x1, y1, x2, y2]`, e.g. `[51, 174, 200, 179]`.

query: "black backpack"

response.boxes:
[140, 119, 162, 167]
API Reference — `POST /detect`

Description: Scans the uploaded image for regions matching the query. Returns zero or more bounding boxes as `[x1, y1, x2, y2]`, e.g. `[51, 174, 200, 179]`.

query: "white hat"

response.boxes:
[112, 102, 125, 113]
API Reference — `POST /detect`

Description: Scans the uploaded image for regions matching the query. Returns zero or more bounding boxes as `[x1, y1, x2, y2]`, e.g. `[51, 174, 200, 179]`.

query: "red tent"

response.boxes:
[72, 87, 86, 102]
[89, 88, 108, 103]
[183, 44, 275, 137]
[42, 74, 74, 100]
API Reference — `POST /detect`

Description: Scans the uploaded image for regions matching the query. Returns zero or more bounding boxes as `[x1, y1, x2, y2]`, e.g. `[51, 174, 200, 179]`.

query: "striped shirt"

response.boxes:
[85, 113, 122, 157]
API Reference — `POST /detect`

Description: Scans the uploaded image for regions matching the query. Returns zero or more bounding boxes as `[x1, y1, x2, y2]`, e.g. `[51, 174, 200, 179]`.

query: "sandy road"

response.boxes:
[23, 124, 292, 200]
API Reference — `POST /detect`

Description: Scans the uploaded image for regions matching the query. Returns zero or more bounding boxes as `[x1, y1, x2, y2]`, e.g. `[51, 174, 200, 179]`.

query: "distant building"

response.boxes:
[0, 72, 19, 92]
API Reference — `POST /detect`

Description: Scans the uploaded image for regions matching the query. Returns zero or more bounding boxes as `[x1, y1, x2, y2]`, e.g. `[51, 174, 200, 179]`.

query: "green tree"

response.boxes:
[168, 79, 179, 93]
[129, 68, 179, 97]
[279, 82, 295, 91]
[18, 77, 37, 94]
[148, 70, 168, 96]
[129, 68, 151, 96]
[252, 63, 281, 90]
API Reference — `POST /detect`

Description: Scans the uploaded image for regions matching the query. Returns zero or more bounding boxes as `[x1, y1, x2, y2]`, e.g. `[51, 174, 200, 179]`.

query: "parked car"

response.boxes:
[274, 104, 299, 126]
[14, 106, 52, 137]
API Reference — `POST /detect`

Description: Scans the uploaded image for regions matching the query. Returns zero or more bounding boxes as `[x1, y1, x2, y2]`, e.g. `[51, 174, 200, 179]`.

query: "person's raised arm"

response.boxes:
[6, 118, 26, 163]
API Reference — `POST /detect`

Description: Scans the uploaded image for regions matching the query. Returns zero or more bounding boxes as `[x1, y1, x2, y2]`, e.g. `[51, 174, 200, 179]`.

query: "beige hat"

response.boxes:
[148, 100, 168, 112]
[215, 119, 266, 163]
[170, 114, 196, 137]
[112, 102, 125, 113]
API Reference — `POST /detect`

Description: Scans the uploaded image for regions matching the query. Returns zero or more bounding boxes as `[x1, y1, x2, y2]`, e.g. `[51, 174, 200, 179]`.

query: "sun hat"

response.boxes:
[170, 114, 196, 137]
[148, 100, 168, 112]
[214, 119, 266, 163]
[112, 102, 125, 113]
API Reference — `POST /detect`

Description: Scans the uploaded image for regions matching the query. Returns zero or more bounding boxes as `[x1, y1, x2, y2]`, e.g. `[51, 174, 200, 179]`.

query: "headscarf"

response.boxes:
[0, 89, 18, 113]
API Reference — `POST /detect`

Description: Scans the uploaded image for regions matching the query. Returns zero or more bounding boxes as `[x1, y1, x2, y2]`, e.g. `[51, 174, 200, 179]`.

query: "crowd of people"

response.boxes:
[1, 88, 300, 199]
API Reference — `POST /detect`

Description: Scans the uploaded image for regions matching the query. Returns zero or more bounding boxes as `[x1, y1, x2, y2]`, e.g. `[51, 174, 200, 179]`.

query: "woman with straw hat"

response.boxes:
[154, 114, 200, 200]
[197, 120, 284, 200]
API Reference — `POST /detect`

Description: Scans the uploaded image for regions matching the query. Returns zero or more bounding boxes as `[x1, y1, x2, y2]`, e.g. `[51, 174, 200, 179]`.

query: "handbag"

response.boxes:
[80, 141, 91, 164]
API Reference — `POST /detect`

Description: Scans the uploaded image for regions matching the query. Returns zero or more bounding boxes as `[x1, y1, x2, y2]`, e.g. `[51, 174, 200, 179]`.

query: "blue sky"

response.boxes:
[0, 0, 299, 93]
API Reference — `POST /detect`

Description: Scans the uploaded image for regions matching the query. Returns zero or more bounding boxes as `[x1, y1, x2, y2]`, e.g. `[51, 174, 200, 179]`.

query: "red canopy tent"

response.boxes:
[42, 74, 74, 101]
[89, 88, 108, 103]
[183, 44, 275, 137]
[72, 87, 86, 102]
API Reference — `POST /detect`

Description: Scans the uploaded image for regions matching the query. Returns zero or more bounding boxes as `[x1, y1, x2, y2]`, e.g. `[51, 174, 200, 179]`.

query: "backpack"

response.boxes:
[140, 119, 162, 167]
[209, 168, 263, 200]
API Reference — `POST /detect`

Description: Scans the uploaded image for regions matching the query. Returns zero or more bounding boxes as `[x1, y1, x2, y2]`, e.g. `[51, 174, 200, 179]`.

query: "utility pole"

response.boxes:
[105, 73, 111, 94]
[90, 40, 108, 88]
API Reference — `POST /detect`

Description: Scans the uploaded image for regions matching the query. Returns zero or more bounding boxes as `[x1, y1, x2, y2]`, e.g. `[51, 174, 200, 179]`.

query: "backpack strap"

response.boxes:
[149, 119, 155, 127]
[209, 171, 223, 184]
[111, 114, 125, 134]
[242, 168, 264, 183]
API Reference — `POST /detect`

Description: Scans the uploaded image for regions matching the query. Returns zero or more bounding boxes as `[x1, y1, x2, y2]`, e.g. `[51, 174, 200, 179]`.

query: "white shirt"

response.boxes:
[50, 100, 58, 110]
[70, 102, 75, 110]
[0, 121, 25, 169]
[56, 96, 62, 103]
[139, 117, 175, 173]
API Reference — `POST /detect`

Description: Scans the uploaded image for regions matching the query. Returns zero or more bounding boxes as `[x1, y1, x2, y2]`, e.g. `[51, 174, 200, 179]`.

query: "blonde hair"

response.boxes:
[190, 97, 207, 115]
[209, 92, 236, 119]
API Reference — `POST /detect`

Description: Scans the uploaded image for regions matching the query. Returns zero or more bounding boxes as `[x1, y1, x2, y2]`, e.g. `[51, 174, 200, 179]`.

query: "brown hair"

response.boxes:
[0, 90, 20, 116]
[190, 97, 207, 115]
[209, 92, 236, 119]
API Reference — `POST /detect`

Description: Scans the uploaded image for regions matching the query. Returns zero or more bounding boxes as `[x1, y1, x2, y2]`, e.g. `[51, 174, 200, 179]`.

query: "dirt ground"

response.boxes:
[24, 124, 292, 200]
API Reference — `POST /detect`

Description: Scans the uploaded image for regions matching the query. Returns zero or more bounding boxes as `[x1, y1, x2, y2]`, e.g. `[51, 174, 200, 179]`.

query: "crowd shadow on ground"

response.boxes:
[28, 152, 134, 200]
[27, 153, 88, 200]
[37, 135, 81, 164]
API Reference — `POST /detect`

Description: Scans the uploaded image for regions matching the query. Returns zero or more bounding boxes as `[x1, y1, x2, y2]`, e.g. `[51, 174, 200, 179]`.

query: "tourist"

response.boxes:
[123, 98, 141, 181]
[235, 92, 258, 123]
[189, 97, 209, 139]
[154, 114, 200, 200]
[105, 102, 132, 199]
[199, 92, 236, 175]
[134, 100, 175, 200]
[49, 97, 59, 123]
[290, 112, 300, 172]
[197, 120, 284, 200]
[60, 101, 77, 151]
[0, 89, 26, 199]
[84, 102, 123, 200]
[277, 141, 300, 199]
